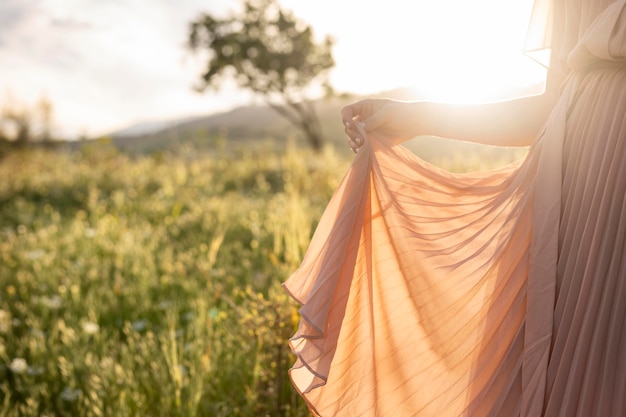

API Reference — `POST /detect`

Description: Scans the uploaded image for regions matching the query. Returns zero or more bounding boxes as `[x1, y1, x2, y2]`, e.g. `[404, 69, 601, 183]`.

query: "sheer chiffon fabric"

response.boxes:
[283, 1, 626, 415]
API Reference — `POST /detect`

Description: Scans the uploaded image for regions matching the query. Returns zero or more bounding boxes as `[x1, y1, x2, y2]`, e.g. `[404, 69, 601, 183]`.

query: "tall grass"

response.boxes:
[0, 140, 348, 417]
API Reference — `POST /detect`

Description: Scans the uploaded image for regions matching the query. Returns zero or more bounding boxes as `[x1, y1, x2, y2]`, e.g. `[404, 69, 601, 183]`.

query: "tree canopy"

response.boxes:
[188, 0, 335, 150]
[0, 95, 54, 145]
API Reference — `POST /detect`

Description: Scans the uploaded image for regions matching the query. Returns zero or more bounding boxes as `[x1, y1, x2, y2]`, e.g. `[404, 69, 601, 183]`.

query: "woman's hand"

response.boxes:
[341, 98, 420, 153]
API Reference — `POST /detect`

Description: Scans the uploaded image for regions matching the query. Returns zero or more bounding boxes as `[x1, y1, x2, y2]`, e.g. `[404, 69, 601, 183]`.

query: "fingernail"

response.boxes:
[344, 121, 351, 128]
[356, 137, 362, 145]
[356, 122, 366, 129]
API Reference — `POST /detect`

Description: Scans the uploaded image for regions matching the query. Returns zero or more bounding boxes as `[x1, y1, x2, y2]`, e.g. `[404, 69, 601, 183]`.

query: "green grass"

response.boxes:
[0, 137, 526, 416]
[0, 139, 350, 417]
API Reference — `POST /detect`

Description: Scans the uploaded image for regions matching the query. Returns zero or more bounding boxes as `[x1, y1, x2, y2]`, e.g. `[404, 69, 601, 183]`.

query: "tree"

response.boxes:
[1, 102, 31, 146]
[188, 0, 335, 151]
[0, 93, 55, 145]
[36, 95, 53, 143]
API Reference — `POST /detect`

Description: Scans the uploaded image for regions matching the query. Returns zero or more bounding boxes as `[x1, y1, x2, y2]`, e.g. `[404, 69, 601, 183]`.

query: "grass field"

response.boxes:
[0, 138, 527, 416]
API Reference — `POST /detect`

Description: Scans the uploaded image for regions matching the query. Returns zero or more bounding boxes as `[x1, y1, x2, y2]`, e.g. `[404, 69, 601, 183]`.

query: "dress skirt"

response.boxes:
[283, 1, 626, 415]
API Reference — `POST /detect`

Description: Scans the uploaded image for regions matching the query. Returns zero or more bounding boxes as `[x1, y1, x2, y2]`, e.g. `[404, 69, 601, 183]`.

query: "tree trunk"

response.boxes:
[267, 98, 325, 152]
[301, 115, 323, 151]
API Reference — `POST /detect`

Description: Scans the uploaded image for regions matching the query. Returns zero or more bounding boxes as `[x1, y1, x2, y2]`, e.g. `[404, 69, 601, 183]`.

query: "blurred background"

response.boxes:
[0, 0, 544, 146]
[1, 0, 539, 415]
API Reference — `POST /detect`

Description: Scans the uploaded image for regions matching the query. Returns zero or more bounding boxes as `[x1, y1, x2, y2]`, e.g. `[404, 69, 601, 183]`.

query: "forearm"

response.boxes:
[409, 91, 558, 147]
[345, 69, 565, 150]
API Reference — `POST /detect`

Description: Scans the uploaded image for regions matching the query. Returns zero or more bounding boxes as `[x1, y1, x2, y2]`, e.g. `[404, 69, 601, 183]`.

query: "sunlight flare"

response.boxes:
[298, 0, 544, 102]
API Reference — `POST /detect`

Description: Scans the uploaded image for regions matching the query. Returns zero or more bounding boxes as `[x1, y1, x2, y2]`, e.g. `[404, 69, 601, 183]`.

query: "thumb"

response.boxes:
[363, 108, 388, 133]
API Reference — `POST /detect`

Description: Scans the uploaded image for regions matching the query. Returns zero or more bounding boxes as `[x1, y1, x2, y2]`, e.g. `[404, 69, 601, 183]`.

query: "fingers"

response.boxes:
[343, 120, 365, 137]
[341, 106, 354, 126]
[347, 134, 363, 153]
[341, 99, 372, 126]
[360, 105, 387, 133]
[341, 102, 360, 125]
[342, 99, 372, 154]
[344, 121, 365, 153]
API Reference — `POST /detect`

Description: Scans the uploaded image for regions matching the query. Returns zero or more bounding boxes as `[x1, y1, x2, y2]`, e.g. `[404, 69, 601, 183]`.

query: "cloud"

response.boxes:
[0, 0, 292, 137]
[49, 16, 92, 30]
[0, 0, 38, 48]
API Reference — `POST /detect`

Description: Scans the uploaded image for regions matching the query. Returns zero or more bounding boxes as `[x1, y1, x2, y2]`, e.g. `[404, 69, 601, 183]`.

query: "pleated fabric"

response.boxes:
[283, 1, 626, 416]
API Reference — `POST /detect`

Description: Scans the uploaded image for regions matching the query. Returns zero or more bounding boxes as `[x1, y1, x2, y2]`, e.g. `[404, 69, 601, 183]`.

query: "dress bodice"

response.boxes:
[555, 0, 626, 69]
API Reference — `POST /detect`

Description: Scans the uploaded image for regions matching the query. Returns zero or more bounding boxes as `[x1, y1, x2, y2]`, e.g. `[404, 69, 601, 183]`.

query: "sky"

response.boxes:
[0, 0, 544, 139]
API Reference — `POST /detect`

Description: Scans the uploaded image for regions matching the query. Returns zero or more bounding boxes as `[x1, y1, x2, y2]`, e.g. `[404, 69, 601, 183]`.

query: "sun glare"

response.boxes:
[287, 0, 544, 103]
[399, 0, 546, 103]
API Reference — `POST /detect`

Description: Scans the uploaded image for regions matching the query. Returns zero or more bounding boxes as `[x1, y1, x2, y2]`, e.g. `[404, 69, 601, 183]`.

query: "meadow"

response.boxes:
[0, 137, 526, 416]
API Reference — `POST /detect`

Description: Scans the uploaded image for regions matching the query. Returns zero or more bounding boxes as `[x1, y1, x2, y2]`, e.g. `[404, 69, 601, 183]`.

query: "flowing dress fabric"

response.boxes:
[283, 1, 626, 416]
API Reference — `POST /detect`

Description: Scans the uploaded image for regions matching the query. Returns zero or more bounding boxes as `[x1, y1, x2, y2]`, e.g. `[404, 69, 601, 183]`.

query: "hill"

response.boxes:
[108, 96, 356, 154]
[101, 85, 537, 167]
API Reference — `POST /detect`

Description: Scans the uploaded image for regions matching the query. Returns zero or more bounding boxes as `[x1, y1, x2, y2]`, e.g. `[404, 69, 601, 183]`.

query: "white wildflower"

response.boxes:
[157, 300, 172, 310]
[40, 295, 63, 310]
[131, 319, 147, 332]
[25, 249, 45, 260]
[60, 386, 82, 401]
[28, 366, 44, 376]
[9, 358, 28, 374]
[82, 321, 100, 335]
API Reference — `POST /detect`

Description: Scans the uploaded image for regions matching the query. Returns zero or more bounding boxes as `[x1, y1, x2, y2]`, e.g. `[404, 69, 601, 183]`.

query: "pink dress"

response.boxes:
[283, 0, 626, 415]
